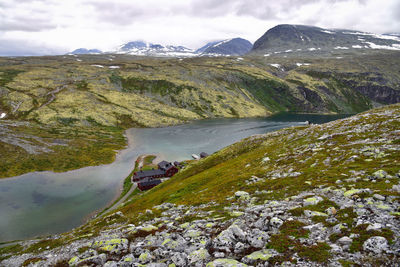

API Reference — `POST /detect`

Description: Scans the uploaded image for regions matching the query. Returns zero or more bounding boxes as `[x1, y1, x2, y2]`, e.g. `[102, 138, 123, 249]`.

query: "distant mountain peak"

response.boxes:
[115, 40, 195, 57]
[69, 48, 102, 55]
[196, 38, 252, 56]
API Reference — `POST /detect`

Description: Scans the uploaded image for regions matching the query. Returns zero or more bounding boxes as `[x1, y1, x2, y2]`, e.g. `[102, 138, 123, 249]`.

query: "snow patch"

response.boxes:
[211, 39, 233, 48]
[352, 45, 363, 48]
[365, 42, 400, 50]
[321, 30, 335, 34]
[296, 63, 311, 67]
[109, 66, 120, 69]
[236, 57, 244, 61]
[76, 59, 82, 62]
[264, 54, 270, 57]
[334, 46, 349, 50]
[270, 64, 281, 69]
[344, 31, 400, 41]
[0, 113, 6, 119]
[308, 47, 317, 51]
[285, 49, 293, 53]
[91, 64, 104, 68]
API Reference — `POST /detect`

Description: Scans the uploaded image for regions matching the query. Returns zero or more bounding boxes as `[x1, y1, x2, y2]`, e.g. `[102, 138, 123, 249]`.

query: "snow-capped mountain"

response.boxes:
[115, 41, 197, 57]
[196, 38, 253, 56]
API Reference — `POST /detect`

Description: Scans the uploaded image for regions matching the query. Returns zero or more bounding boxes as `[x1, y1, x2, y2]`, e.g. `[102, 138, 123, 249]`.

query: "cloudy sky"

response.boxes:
[0, 0, 399, 56]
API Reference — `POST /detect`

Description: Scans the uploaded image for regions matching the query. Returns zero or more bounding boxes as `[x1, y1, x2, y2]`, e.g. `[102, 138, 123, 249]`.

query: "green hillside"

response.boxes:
[1, 104, 399, 266]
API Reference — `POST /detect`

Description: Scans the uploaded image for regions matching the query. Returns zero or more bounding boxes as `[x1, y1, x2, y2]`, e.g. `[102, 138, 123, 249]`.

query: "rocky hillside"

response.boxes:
[251, 24, 400, 54]
[1, 104, 399, 266]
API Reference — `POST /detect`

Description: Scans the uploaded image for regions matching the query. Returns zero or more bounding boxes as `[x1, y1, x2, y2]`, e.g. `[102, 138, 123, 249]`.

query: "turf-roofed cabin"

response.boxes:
[132, 160, 179, 182]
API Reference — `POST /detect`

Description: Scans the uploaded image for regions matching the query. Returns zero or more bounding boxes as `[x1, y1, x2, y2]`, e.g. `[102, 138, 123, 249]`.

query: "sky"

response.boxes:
[0, 0, 399, 56]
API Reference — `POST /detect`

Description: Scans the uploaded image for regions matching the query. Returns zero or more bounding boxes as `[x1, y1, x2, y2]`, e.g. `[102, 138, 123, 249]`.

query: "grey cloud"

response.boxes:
[0, 0, 57, 32]
[87, 1, 169, 25]
[0, 18, 56, 32]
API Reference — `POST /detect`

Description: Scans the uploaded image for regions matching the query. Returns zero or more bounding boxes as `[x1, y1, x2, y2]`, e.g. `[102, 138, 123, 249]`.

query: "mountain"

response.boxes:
[116, 41, 196, 57]
[251, 24, 400, 54]
[69, 48, 102, 55]
[112, 38, 252, 57]
[2, 103, 399, 266]
[196, 38, 253, 56]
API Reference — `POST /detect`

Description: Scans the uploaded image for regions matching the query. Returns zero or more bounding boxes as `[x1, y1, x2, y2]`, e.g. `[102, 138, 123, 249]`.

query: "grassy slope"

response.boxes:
[72, 103, 399, 233]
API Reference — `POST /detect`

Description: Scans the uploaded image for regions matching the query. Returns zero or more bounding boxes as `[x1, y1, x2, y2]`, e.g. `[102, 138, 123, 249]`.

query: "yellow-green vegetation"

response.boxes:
[1, 51, 399, 178]
[0, 121, 125, 178]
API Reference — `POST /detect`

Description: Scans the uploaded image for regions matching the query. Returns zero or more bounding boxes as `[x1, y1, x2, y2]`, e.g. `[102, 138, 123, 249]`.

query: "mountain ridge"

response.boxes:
[251, 24, 400, 55]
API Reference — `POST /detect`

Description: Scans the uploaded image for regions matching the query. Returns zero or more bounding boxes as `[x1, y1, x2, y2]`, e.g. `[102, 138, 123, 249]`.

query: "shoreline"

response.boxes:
[0, 111, 352, 181]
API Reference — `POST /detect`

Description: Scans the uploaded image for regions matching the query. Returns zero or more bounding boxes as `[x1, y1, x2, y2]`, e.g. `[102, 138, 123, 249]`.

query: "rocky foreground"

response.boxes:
[1, 104, 399, 266]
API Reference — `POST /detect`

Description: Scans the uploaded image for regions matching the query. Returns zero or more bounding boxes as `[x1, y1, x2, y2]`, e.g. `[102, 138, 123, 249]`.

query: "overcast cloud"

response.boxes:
[0, 0, 399, 56]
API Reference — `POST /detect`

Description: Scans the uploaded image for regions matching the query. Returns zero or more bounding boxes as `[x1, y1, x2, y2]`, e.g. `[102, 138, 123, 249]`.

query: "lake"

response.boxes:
[0, 114, 348, 242]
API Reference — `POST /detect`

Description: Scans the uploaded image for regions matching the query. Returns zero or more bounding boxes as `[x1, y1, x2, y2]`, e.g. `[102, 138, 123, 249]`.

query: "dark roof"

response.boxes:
[158, 160, 173, 170]
[138, 179, 161, 187]
[134, 169, 165, 179]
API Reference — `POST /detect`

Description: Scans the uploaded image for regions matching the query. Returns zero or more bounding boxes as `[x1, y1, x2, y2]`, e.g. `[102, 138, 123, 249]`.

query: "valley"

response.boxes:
[1, 49, 399, 178]
[0, 22, 399, 266]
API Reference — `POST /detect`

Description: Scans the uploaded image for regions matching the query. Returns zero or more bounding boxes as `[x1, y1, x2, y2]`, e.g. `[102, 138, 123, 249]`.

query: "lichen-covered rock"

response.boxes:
[373, 170, 388, 179]
[69, 254, 107, 266]
[303, 196, 323, 206]
[304, 210, 328, 217]
[188, 248, 210, 265]
[171, 252, 188, 266]
[92, 238, 128, 254]
[363, 236, 389, 254]
[206, 258, 248, 267]
[234, 191, 250, 201]
[269, 217, 284, 228]
[242, 249, 278, 264]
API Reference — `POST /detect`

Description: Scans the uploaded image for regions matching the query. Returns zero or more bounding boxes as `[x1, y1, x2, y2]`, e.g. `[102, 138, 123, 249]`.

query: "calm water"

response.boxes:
[0, 114, 348, 242]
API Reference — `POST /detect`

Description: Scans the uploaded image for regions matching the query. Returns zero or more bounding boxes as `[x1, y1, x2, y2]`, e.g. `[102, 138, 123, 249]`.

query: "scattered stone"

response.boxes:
[363, 236, 389, 254]
[373, 194, 385, 201]
[366, 223, 382, 231]
[337, 236, 353, 246]
[373, 170, 388, 179]
[234, 191, 250, 201]
[326, 207, 337, 216]
[206, 258, 248, 267]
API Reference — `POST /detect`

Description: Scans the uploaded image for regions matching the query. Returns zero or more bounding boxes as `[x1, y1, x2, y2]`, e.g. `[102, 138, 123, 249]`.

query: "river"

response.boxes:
[0, 114, 348, 242]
